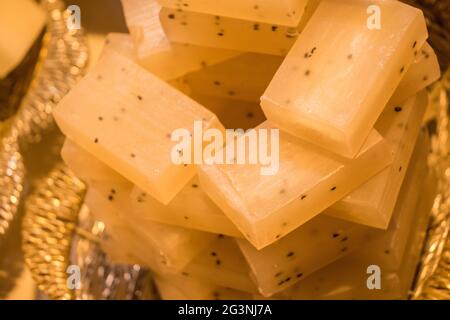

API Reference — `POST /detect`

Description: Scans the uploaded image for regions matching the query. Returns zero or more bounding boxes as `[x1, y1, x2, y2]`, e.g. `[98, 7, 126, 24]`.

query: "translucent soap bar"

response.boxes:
[389, 43, 441, 106]
[289, 142, 435, 300]
[86, 176, 216, 273]
[237, 215, 379, 296]
[198, 122, 392, 249]
[157, 0, 309, 27]
[183, 53, 282, 102]
[0, 0, 46, 78]
[324, 91, 428, 228]
[154, 273, 252, 300]
[160, 7, 302, 55]
[261, 0, 428, 158]
[182, 236, 258, 293]
[54, 50, 224, 204]
[120, 0, 240, 80]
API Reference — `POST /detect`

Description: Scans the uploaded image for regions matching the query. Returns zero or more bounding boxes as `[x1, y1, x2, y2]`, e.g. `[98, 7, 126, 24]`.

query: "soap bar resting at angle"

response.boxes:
[261, 0, 428, 158]
[197, 121, 392, 249]
[53, 50, 225, 204]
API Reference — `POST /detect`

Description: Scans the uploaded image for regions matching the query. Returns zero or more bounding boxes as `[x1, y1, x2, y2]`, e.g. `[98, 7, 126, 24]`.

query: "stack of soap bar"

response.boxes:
[290, 136, 436, 299]
[237, 214, 379, 296]
[154, 274, 252, 300]
[160, 7, 303, 55]
[120, 0, 240, 80]
[325, 91, 428, 228]
[157, 0, 309, 27]
[389, 43, 441, 106]
[261, 0, 428, 157]
[183, 53, 283, 102]
[0, 0, 46, 78]
[198, 122, 392, 249]
[54, 49, 225, 204]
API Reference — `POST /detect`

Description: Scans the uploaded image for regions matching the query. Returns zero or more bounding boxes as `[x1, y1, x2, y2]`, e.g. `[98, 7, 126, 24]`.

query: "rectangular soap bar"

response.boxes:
[261, 0, 428, 158]
[198, 122, 392, 249]
[0, 0, 46, 78]
[160, 7, 302, 55]
[120, 0, 240, 79]
[154, 273, 253, 300]
[85, 174, 216, 273]
[389, 43, 441, 106]
[237, 214, 379, 296]
[289, 142, 435, 300]
[183, 53, 282, 102]
[324, 91, 428, 228]
[157, 0, 309, 27]
[54, 50, 225, 204]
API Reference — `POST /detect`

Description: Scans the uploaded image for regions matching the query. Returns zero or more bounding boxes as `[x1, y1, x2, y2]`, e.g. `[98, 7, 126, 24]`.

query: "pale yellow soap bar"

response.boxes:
[157, 0, 309, 27]
[0, 0, 46, 78]
[261, 0, 428, 157]
[54, 50, 224, 204]
[325, 91, 428, 228]
[237, 214, 379, 296]
[160, 7, 304, 55]
[198, 122, 392, 249]
[120, 0, 240, 79]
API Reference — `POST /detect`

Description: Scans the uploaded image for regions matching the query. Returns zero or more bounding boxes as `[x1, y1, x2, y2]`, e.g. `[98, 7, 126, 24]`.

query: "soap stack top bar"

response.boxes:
[198, 122, 392, 249]
[54, 50, 224, 204]
[157, 0, 309, 27]
[0, 0, 46, 78]
[261, 0, 428, 158]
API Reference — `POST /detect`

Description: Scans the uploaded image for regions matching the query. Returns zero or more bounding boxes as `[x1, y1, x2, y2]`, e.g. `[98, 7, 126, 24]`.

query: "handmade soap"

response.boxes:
[261, 0, 428, 157]
[54, 50, 224, 204]
[0, 0, 46, 78]
[197, 122, 392, 249]
[156, 0, 309, 27]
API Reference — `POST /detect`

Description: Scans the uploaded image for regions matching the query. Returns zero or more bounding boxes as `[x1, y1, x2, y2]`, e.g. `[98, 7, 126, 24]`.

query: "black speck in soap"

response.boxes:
[217, 234, 224, 238]
[228, 90, 236, 96]
[385, 250, 390, 255]
[184, 216, 189, 220]
[275, 234, 281, 239]
[253, 24, 260, 31]
[296, 273, 303, 278]
[347, 54, 353, 60]
[286, 251, 295, 258]
[217, 31, 224, 37]
[400, 66, 405, 73]
[399, 166, 402, 172]
[341, 247, 348, 253]
[168, 13, 175, 19]
[246, 112, 254, 118]
[137, 95, 143, 101]
[423, 76, 428, 81]
[111, 189, 116, 194]
[301, 195, 307, 200]
[94, 138, 98, 144]
[192, 183, 198, 188]
[271, 26, 278, 32]
[211, 251, 217, 257]
[98, 116, 103, 121]
[213, 80, 221, 86]
[395, 106, 403, 112]
[278, 280, 285, 286]
[330, 186, 337, 191]
[274, 272, 282, 278]
[181, 272, 189, 276]
[130, 153, 136, 158]
[108, 195, 114, 201]
[332, 233, 340, 238]
[413, 41, 417, 49]
[215, 259, 221, 266]
[304, 70, 311, 76]
[284, 277, 291, 283]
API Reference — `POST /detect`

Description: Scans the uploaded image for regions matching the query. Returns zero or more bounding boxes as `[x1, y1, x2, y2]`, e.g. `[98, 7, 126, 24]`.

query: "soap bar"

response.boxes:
[157, 0, 309, 27]
[54, 50, 224, 204]
[182, 236, 258, 293]
[0, 0, 46, 78]
[183, 53, 282, 102]
[198, 121, 392, 249]
[154, 274, 252, 300]
[289, 141, 435, 300]
[237, 214, 379, 296]
[86, 175, 216, 273]
[325, 91, 428, 228]
[389, 43, 441, 106]
[261, 0, 428, 157]
[120, 0, 240, 79]
[160, 7, 302, 55]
